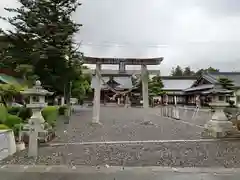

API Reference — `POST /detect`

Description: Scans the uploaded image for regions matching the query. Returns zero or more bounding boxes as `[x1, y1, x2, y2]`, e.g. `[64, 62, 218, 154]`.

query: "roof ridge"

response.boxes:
[161, 76, 197, 80]
[202, 73, 217, 83]
[207, 72, 240, 75]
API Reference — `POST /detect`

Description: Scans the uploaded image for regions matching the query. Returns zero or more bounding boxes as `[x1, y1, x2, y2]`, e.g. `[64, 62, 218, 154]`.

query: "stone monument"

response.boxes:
[21, 80, 53, 157]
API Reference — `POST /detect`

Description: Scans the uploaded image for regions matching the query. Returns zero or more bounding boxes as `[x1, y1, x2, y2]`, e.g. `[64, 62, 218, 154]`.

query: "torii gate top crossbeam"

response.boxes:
[84, 56, 163, 65]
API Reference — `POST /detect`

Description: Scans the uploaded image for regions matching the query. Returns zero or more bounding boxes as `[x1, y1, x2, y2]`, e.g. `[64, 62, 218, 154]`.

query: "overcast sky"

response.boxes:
[1, 0, 240, 75]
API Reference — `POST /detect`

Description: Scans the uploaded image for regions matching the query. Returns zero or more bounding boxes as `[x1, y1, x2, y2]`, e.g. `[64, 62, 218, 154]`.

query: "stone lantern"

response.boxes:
[203, 89, 236, 138]
[20, 80, 53, 157]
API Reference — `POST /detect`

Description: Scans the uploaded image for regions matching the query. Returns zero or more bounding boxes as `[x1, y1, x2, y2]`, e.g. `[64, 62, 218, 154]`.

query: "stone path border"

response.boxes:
[0, 164, 240, 174]
[48, 138, 240, 146]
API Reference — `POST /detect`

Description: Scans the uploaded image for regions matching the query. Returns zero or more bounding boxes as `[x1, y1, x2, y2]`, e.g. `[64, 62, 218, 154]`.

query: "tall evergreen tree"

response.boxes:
[0, 0, 83, 95]
[183, 66, 195, 76]
[171, 65, 183, 76]
[218, 77, 234, 90]
[195, 67, 219, 77]
[149, 75, 164, 96]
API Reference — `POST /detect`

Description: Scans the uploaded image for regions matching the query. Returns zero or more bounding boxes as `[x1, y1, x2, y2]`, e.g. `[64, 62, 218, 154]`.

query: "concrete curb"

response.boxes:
[0, 165, 240, 174]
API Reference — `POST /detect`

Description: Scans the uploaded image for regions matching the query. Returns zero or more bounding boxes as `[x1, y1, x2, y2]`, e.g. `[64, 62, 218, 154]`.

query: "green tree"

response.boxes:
[195, 67, 219, 77]
[0, 0, 85, 95]
[71, 68, 92, 101]
[0, 35, 14, 69]
[218, 77, 235, 90]
[183, 66, 195, 76]
[171, 65, 183, 76]
[149, 75, 165, 96]
[0, 84, 22, 106]
[14, 64, 39, 85]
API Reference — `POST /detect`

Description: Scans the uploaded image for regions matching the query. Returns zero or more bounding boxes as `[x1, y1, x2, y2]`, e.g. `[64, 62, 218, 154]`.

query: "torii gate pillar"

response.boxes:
[141, 64, 149, 108]
[92, 63, 101, 124]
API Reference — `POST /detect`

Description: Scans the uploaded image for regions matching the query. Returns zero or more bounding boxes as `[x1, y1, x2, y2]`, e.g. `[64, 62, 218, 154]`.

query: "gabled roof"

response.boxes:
[161, 76, 197, 91]
[203, 72, 240, 87]
[184, 84, 214, 92]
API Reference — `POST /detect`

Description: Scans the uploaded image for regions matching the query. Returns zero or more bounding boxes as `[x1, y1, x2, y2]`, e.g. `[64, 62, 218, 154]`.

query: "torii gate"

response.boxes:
[84, 56, 163, 124]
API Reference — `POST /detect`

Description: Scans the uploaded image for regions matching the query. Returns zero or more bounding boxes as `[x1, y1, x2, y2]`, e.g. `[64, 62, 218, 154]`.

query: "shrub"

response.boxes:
[7, 106, 21, 115]
[58, 105, 68, 115]
[0, 105, 8, 124]
[0, 124, 10, 130]
[13, 123, 23, 138]
[4, 114, 22, 128]
[42, 106, 59, 126]
[18, 107, 32, 121]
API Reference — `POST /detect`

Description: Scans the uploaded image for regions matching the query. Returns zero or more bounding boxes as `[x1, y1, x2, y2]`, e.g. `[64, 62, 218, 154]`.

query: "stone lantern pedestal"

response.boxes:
[203, 96, 235, 138]
[21, 80, 53, 157]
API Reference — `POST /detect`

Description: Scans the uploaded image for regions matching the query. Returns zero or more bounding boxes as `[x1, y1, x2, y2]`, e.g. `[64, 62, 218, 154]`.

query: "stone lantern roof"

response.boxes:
[20, 80, 54, 96]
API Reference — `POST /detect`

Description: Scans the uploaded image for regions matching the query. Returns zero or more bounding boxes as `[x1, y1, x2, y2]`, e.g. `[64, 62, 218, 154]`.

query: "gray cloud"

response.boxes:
[1, 0, 240, 75]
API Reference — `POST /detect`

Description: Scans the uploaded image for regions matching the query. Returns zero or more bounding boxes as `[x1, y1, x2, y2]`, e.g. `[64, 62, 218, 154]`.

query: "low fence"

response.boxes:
[158, 106, 213, 127]
[0, 130, 16, 160]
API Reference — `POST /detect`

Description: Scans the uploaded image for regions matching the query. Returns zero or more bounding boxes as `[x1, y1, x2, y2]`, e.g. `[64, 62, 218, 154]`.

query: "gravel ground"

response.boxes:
[178, 108, 212, 127]
[2, 140, 240, 168]
[53, 107, 203, 143]
[2, 106, 240, 168]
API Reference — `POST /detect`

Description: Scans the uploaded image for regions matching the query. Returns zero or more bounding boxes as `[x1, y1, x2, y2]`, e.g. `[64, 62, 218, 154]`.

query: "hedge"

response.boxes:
[58, 105, 68, 115]
[7, 106, 21, 115]
[42, 106, 59, 127]
[0, 105, 8, 124]
[0, 124, 10, 130]
[4, 114, 22, 128]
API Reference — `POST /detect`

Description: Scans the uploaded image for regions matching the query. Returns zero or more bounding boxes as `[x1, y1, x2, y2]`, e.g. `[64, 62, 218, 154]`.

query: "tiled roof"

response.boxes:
[91, 76, 196, 90]
[91, 76, 133, 89]
[184, 84, 214, 92]
[203, 72, 240, 87]
[201, 88, 233, 95]
[162, 79, 196, 91]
